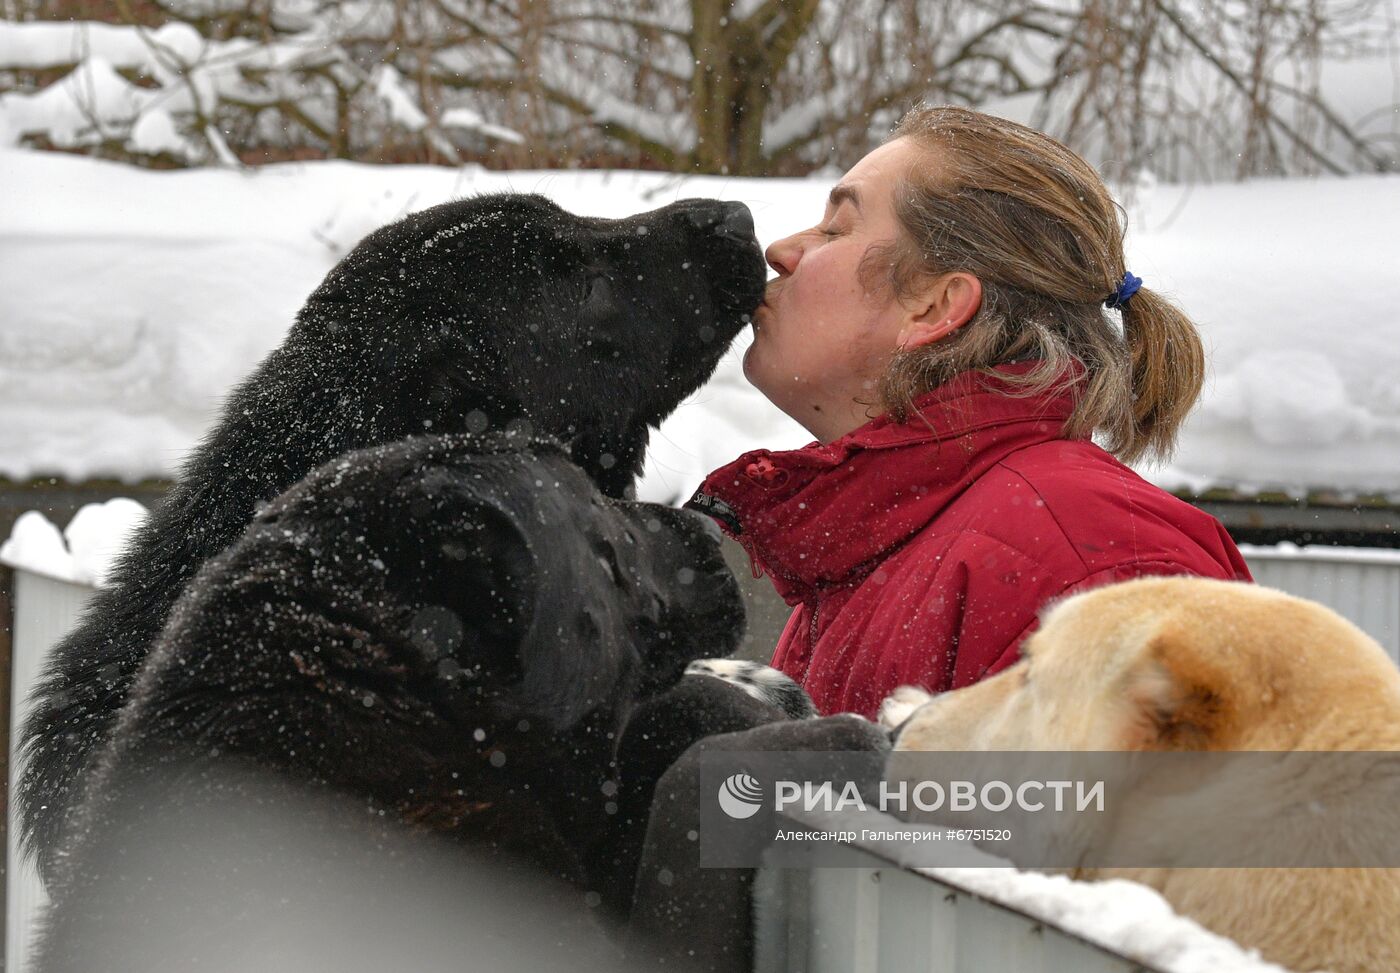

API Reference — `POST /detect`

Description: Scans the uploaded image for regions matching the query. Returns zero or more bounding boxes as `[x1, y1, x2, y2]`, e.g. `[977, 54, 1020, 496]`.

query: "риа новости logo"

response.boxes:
[717, 773, 763, 819]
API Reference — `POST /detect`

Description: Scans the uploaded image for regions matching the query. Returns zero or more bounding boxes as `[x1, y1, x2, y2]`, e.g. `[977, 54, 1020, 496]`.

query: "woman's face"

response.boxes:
[745, 137, 927, 441]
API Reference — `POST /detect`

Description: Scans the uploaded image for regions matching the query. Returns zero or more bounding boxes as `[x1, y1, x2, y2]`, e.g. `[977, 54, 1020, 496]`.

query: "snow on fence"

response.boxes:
[3, 518, 1398, 971]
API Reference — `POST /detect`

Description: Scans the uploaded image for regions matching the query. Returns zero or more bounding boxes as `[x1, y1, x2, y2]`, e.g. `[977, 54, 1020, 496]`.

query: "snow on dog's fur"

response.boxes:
[883, 576, 1400, 973]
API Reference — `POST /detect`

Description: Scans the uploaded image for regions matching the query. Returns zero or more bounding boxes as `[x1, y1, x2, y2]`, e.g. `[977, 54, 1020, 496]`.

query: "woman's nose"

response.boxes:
[765, 232, 802, 277]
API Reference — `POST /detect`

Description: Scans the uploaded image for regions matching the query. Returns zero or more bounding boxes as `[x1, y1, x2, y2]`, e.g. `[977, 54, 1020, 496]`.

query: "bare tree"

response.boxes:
[1, 0, 1393, 178]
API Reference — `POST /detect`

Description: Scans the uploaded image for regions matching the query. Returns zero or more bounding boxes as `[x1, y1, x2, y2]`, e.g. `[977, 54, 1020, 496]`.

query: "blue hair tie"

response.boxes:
[1104, 271, 1142, 310]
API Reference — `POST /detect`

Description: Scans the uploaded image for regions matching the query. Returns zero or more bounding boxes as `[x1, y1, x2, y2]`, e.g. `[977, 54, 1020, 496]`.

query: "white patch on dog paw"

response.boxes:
[878, 685, 933, 730]
[685, 658, 817, 720]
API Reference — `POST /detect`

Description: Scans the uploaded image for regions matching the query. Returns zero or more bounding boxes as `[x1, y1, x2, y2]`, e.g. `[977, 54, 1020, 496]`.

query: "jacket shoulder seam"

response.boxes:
[976, 462, 1093, 574]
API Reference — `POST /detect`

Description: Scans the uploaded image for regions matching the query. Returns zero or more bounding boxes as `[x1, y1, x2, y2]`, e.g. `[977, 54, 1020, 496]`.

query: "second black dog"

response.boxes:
[34, 433, 756, 971]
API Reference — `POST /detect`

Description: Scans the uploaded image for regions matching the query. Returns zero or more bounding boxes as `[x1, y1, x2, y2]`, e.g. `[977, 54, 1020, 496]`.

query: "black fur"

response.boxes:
[17, 193, 765, 877]
[33, 435, 751, 970]
[630, 716, 891, 972]
[603, 673, 799, 921]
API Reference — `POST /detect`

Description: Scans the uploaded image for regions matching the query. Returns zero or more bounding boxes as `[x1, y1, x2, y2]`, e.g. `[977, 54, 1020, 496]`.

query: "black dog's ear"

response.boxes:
[399, 494, 538, 684]
[397, 472, 626, 734]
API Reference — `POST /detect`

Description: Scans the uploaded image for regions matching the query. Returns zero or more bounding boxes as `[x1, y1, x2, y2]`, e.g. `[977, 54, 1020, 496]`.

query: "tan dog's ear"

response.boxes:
[1121, 635, 1227, 751]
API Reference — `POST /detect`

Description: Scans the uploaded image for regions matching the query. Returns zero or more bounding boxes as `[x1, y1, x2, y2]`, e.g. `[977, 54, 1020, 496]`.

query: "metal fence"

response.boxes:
[5, 569, 92, 973]
[5, 542, 1399, 971]
[755, 809, 1157, 973]
[1239, 544, 1400, 663]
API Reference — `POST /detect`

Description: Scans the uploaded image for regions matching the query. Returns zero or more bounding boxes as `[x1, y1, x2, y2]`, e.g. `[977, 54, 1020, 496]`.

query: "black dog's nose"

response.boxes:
[677, 199, 756, 243]
[716, 201, 755, 243]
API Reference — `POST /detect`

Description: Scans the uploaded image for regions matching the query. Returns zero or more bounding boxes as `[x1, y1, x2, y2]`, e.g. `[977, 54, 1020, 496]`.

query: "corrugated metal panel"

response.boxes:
[764, 853, 1150, 973]
[875, 868, 956, 970]
[6, 569, 95, 973]
[1241, 545, 1400, 664]
[808, 868, 881, 973]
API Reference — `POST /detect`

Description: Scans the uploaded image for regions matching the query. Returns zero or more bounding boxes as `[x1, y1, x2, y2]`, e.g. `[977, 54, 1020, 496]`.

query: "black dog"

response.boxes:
[34, 434, 762, 971]
[18, 193, 765, 877]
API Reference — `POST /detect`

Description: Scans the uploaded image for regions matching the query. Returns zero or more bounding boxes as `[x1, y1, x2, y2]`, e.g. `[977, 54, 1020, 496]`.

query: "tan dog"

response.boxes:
[881, 576, 1400, 973]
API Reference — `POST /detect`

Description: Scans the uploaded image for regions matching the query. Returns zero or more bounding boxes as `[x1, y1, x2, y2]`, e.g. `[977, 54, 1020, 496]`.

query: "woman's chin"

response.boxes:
[741, 346, 784, 401]
[741, 341, 762, 387]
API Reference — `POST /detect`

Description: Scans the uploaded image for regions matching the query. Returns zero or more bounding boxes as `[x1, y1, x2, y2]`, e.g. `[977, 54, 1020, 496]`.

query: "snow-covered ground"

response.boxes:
[3, 147, 1398, 501]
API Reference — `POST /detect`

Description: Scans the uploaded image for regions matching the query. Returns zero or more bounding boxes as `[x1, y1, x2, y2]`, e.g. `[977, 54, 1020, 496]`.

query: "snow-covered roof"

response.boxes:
[0, 498, 147, 586]
[2, 148, 1397, 501]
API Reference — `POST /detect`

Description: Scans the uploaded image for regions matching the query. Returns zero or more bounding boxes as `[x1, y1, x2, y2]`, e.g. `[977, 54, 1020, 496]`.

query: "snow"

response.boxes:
[439, 108, 525, 145]
[1, 148, 1398, 500]
[543, 56, 697, 154]
[128, 108, 198, 159]
[0, 57, 147, 150]
[0, 20, 204, 72]
[0, 498, 148, 586]
[1239, 542, 1400, 565]
[1126, 174, 1400, 496]
[0, 19, 348, 161]
[0, 512, 73, 583]
[924, 867, 1291, 973]
[371, 66, 430, 132]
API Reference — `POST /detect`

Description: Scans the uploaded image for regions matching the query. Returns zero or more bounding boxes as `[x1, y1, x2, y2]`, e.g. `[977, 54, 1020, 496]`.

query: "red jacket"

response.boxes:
[688, 365, 1252, 718]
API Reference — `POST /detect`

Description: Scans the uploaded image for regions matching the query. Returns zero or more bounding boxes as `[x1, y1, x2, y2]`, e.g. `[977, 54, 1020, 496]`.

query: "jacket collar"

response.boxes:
[687, 364, 1080, 605]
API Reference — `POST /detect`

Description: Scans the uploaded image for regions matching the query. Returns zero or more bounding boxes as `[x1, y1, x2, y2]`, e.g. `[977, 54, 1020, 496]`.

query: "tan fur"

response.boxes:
[884, 577, 1400, 973]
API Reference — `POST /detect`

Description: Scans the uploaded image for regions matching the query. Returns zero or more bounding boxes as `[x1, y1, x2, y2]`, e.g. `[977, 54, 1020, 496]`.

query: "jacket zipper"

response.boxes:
[808, 600, 821, 647]
[737, 533, 766, 580]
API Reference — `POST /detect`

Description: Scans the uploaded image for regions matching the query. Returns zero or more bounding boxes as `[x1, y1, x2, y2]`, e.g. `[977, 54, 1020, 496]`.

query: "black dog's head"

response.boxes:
[302, 194, 766, 497]
[126, 433, 744, 810]
[350, 436, 746, 741]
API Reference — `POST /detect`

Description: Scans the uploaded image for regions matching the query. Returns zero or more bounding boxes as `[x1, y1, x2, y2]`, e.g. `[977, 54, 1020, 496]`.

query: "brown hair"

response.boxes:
[870, 105, 1204, 464]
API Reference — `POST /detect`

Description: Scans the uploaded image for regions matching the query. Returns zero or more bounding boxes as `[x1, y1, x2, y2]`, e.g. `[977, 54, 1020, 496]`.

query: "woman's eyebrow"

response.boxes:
[828, 185, 861, 212]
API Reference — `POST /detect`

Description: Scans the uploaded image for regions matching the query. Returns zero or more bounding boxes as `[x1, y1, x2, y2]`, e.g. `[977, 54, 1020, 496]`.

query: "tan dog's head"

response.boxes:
[883, 578, 1400, 973]
[892, 576, 1400, 754]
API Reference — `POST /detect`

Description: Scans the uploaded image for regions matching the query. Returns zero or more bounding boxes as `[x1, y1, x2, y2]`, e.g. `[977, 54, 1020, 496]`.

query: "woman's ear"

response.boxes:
[896, 272, 982, 350]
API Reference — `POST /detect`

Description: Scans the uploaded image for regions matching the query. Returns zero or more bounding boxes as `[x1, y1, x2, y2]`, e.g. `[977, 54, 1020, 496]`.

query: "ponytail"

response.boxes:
[1115, 288, 1205, 464]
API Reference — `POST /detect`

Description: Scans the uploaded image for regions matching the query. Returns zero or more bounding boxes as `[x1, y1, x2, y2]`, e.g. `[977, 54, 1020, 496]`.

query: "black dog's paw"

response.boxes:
[683, 659, 817, 721]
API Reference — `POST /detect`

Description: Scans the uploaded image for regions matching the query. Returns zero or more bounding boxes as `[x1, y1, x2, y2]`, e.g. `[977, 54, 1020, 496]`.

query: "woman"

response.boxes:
[687, 105, 1252, 719]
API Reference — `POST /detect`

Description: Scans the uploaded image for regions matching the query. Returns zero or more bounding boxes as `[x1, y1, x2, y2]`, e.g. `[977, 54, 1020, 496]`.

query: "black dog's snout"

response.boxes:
[677, 199, 756, 243]
[715, 202, 755, 243]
